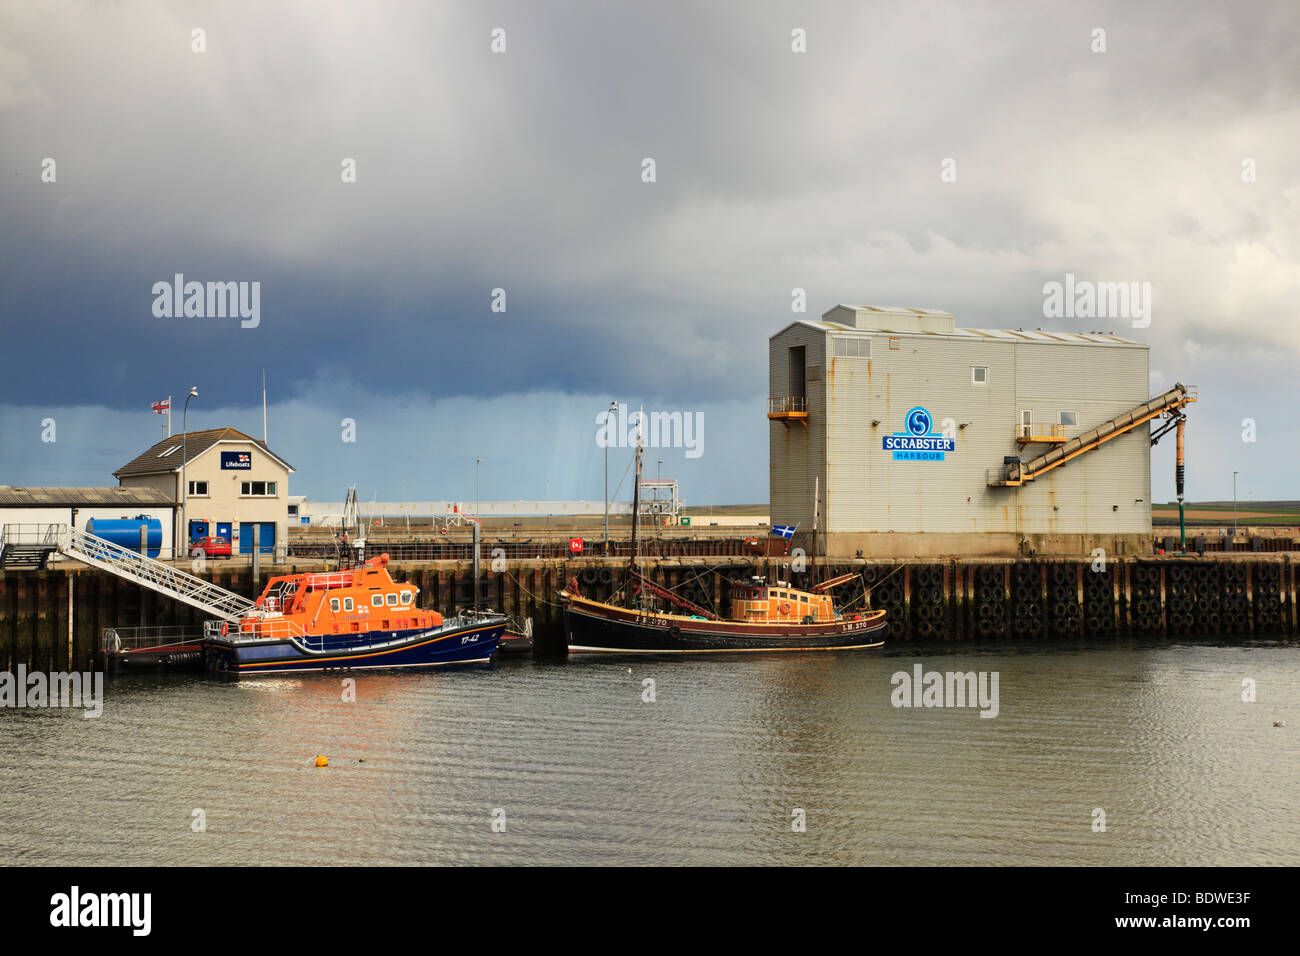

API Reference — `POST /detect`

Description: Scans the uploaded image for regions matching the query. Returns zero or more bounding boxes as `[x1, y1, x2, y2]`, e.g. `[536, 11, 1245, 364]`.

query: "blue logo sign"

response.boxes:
[220, 451, 252, 470]
[883, 406, 954, 461]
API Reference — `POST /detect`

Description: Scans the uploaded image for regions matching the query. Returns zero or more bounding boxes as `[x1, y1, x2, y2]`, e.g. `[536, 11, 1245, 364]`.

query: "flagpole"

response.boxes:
[167, 396, 172, 438]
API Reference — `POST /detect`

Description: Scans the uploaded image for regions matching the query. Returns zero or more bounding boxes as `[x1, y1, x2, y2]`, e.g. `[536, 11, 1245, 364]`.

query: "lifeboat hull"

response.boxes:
[204, 618, 505, 676]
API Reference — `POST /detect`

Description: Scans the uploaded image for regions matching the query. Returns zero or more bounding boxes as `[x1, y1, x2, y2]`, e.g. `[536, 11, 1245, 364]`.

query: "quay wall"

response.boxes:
[1, 553, 1297, 668]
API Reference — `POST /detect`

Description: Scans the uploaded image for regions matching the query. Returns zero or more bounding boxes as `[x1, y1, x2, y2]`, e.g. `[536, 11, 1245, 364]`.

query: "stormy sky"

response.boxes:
[1, 1, 1297, 506]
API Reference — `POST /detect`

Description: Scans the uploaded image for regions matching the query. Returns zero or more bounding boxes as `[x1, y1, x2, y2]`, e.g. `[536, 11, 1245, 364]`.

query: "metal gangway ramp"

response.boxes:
[990, 383, 1197, 487]
[0, 523, 256, 622]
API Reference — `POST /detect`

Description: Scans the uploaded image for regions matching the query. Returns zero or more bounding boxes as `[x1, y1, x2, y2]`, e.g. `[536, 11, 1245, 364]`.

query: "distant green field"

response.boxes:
[1153, 501, 1300, 527]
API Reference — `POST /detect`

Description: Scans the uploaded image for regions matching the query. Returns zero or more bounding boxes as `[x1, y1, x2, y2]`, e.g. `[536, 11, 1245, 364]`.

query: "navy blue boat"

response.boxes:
[201, 554, 505, 676]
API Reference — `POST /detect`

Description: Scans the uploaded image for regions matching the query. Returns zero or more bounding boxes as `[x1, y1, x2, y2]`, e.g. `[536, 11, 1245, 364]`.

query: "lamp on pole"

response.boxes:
[1233, 471, 1239, 540]
[604, 400, 616, 554]
[181, 386, 197, 558]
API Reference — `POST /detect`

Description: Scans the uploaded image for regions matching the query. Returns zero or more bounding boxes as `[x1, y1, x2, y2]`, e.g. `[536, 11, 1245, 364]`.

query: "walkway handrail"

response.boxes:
[21, 523, 260, 622]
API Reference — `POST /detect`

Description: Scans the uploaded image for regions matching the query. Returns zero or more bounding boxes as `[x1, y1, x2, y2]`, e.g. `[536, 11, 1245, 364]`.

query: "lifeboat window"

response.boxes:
[372, 594, 384, 607]
[400, 591, 413, 605]
[343, 597, 354, 611]
[329, 598, 340, 613]
[800, 595, 808, 603]
[386, 593, 398, 607]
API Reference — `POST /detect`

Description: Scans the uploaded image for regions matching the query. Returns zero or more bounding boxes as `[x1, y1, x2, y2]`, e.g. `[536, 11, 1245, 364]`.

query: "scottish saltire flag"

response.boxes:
[771, 525, 796, 539]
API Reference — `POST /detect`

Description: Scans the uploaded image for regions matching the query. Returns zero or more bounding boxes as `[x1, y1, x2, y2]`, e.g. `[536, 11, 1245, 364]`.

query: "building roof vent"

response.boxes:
[821, 304, 956, 333]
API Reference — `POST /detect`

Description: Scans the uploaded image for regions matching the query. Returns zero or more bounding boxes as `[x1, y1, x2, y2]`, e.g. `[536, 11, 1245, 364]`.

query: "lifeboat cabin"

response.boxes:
[230, 554, 439, 640]
[729, 579, 835, 625]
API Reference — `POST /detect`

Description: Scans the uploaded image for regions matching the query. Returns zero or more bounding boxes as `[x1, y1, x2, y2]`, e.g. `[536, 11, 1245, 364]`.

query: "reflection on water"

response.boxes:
[1, 639, 1296, 865]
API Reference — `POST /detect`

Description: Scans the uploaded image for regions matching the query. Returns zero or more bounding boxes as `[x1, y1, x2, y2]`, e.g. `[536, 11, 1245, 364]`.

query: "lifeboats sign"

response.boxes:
[882, 407, 954, 461]
[220, 451, 253, 470]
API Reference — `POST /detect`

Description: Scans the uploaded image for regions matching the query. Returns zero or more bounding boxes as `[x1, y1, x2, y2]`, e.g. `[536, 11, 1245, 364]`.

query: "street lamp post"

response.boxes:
[1233, 471, 1239, 540]
[474, 458, 483, 519]
[181, 386, 197, 559]
[604, 400, 616, 554]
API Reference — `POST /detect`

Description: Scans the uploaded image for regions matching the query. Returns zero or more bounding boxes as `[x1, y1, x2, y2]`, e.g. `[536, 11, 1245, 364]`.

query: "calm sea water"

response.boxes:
[1, 640, 1296, 866]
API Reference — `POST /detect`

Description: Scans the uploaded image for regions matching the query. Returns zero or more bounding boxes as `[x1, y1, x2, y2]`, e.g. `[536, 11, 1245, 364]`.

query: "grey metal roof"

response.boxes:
[776, 318, 1143, 346]
[113, 427, 294, 477]
[0, 487, 176, 507]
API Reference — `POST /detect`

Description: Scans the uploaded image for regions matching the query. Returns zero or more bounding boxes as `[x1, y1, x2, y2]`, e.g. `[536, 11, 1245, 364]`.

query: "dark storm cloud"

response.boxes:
[1, 0, 1297, 499]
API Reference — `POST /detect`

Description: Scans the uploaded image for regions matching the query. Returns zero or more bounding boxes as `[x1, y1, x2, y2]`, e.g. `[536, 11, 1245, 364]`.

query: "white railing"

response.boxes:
[204, 617, 306, 643]
[3, 524, 258, 622]
[102, 625, 204, 652]
[1, 522, 63, 549]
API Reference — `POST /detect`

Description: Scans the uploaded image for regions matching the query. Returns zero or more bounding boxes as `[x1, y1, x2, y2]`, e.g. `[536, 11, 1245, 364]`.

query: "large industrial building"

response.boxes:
[769, 304, 1185, 557]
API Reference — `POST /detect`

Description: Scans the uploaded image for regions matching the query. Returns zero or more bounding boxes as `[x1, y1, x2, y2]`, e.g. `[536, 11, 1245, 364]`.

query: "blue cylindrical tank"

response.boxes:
[86, 516, 162, 559]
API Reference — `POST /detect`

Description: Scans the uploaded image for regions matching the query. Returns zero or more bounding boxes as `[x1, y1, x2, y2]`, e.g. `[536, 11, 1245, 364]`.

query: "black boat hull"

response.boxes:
[563, 602, 886, 654]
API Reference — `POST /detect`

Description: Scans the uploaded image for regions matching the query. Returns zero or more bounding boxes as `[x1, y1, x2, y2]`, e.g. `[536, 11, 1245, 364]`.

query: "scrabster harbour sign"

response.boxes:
[882, 407, 954, 461]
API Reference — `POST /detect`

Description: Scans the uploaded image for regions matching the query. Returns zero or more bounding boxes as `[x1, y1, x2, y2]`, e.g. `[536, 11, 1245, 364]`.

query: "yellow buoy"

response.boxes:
[315, 755, 328, 767]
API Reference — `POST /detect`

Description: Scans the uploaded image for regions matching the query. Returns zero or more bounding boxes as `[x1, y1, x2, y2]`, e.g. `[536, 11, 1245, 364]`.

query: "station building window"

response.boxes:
[972, 366, 987, 384]
[833, 338, 870, 358]
[1058, 411, 1078, 427]
[187, 480, 208, 496]
[240, 481, 278, 497]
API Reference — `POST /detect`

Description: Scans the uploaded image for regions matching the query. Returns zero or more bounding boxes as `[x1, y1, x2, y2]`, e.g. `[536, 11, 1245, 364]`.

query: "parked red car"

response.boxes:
[193, 536, 232, 559]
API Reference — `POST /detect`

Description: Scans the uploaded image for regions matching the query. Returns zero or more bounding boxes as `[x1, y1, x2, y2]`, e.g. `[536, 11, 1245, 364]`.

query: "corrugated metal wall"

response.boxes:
[771, 324, 1153, 537]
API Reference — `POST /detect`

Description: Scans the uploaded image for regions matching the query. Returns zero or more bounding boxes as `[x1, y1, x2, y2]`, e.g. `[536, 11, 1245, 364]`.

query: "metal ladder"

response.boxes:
[9, 523, 257, 622]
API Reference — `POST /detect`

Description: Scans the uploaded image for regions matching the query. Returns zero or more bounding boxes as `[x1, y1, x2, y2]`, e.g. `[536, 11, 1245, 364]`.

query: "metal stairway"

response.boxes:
[0, 524, 61, 570]
[1, 523, 256, 621]
[990, 383, 1197, 487]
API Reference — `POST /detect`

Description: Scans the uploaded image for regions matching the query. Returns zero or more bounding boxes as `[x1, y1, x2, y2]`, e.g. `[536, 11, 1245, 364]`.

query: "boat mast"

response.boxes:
[811, 476, 819, 585]
[628, 413, 643, 584]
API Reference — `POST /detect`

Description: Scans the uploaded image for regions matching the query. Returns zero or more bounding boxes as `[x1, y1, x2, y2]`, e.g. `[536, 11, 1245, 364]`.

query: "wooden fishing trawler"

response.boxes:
[203, 553, 505, 675]
[559, 436, 886, 654]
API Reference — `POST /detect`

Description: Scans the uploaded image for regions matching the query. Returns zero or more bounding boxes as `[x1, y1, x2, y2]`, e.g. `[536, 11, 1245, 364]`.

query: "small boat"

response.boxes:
[495, 617, 535, 658]
[559, 430, 886, 655]
[203, 553, 505, 675]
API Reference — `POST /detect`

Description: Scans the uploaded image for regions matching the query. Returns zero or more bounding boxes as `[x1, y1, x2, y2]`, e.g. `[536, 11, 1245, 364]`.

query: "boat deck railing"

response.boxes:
[102, 625, 206, 653]
[203, 617, 307, 643]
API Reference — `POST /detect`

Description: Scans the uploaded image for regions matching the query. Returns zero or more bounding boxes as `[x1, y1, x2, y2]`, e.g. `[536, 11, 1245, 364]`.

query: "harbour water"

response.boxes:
[1, 639, 1296, 866]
